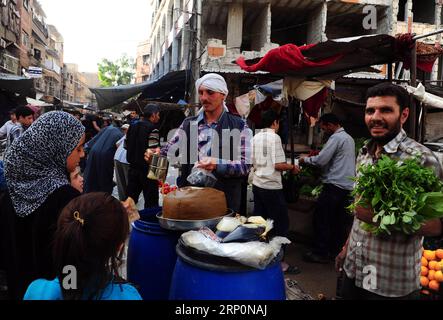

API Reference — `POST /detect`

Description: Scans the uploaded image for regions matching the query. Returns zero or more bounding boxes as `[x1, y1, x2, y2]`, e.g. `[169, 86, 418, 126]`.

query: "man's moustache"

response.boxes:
[369, 122, 388, 129]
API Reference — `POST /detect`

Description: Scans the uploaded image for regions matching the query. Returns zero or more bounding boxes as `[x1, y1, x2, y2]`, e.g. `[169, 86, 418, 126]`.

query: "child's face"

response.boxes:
[70, 167, 84, 193]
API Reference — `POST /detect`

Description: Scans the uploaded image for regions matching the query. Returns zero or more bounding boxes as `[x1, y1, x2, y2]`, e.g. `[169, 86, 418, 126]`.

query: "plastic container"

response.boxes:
[127, 207, 181, 300]
[169, 241, 286, 300]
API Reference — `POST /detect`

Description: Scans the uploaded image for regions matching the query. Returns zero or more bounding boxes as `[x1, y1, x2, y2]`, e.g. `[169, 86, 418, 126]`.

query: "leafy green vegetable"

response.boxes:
[349, 155, 443, 235]
[298, 166, 322, 179]
[299, 185, 314, 196]
[311, 185, 323, 198]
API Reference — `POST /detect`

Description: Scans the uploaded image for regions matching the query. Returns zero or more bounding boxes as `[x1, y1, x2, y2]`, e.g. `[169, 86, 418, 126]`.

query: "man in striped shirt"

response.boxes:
[147, 73, 252, 212]
[7, 106, 34, 150]
[336, 82, 443, 299]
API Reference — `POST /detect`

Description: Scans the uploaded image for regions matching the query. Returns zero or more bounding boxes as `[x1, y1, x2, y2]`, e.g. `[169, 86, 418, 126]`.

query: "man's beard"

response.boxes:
[369, 119, 402, 145]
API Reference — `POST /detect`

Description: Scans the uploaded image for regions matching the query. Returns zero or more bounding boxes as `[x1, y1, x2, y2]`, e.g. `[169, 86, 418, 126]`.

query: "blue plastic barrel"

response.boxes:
[169, 241, 286, 300]
[127, 207, 181, 300]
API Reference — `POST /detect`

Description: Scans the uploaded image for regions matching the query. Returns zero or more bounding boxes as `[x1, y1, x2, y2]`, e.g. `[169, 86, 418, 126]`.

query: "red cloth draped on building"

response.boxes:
[236, 43, 343, 74]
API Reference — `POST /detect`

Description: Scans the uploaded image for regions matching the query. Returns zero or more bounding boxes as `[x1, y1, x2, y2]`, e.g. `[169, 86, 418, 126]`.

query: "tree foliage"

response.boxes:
[97, 54, 135, 87]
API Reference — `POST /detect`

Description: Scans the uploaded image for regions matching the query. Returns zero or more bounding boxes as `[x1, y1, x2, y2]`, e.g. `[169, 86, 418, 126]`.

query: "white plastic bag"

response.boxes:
[181, 231, 291, 269]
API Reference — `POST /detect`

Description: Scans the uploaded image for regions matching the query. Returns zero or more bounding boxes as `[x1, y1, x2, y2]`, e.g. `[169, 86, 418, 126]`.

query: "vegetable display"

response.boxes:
[349, 155, 443, 235]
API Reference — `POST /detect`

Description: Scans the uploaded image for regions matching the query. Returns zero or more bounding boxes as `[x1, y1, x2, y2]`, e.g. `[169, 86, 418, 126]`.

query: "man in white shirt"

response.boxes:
[0, 109, 17, 139]
[252, 109, 300, 274]
[7, 106, 34, 149]
[114, 124, 130, 201]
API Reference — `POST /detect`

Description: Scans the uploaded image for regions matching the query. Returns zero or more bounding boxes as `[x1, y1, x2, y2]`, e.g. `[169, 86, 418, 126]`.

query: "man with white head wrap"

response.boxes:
[195, 73, 229, 96]
[149, 73, 252, 212]
[195, 73, 230, 113]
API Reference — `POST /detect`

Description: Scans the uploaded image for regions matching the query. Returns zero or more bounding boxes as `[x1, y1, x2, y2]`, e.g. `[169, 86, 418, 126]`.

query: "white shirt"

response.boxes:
[114, 136, 128, 164]
[252, 129, 286, 190]
[0, 120, 17, 139]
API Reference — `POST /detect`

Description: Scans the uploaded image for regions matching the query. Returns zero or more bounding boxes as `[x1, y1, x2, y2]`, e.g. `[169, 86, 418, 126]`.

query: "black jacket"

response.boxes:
[0, 185, 81, 300]
[125, 120, 159, 172]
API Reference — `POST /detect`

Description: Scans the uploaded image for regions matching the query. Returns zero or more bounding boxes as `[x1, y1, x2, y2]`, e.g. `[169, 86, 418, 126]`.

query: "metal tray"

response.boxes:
[156, 210, 235, 231]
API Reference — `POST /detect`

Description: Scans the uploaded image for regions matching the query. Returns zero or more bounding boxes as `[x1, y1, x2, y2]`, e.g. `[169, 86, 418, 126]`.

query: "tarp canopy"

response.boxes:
[255, 79, 283, 98]
[0, 72, 34, 95]
[64, 101, 86, 108]
[236, 34, 443, 79]
[407, 83, 443, 110]
[26, 97, 52, 107]
[89, 82, 153, 110]
[139, 70, 190, 102]
[90, 70, 190, 110]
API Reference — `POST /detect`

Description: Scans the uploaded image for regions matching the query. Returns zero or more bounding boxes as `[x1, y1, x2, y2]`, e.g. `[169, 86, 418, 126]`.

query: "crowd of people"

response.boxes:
[0, 73, 442, 301]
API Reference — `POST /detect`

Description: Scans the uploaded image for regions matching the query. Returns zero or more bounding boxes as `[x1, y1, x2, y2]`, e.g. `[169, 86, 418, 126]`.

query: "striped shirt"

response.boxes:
[7, 123, 24, 150]
[343, 129, 443, 297]
[252, 129, 287, 189]
[161, 111, 251, 177]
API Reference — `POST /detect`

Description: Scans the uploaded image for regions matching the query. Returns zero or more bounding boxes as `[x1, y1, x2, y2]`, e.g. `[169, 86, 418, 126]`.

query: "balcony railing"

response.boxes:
[46, 48, 60, 60]
[32, 17, 49, 39]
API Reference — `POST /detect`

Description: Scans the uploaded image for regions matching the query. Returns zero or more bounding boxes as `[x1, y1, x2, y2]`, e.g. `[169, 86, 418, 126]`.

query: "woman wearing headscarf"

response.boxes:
[0, 111, 85, 300]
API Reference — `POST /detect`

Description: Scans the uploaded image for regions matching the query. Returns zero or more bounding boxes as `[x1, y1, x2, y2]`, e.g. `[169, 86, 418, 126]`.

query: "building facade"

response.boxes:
[63, 63, 82, 103]
[0, 0, 22, 75]
[63, 63, 99, 106]
[135, 40, 151, 83]
[147, 0, 443, 101]
[82, 71, 101, 106]
[1, 0, 67, 102]
[43, 25, 63, 98]
[30, 0, 49, 96]
[18, 0, 33, 71]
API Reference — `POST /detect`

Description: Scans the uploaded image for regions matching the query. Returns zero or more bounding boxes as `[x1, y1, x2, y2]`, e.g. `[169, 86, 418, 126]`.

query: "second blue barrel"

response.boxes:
[127, 207, 181, 300]
[169, 240, 286, 300]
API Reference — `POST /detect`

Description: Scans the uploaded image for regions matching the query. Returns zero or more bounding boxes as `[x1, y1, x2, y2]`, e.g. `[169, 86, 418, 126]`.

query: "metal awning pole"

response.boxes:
[412, 29, 443, 41]
[388, 63, 393, 81]
[420, 102, 427, 144]
[409, 41, 417, 140]
[288, 98, 295, 165]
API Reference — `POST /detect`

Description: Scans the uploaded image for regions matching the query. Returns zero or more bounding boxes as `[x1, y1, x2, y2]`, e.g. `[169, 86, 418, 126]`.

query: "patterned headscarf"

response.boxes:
[4, 111, 85, 217]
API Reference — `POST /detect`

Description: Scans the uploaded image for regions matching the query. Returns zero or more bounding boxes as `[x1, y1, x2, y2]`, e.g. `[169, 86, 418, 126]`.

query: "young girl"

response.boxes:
[69, 166, 84, 193]
[23, 193, 142, 300]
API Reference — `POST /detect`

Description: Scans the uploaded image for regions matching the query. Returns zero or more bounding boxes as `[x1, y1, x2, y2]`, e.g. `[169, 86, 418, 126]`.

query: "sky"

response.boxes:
[38, 0, 152, 73]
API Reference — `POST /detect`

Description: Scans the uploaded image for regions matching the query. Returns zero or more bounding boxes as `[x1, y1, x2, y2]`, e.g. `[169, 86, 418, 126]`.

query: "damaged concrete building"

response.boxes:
[147, 0, 443, 140]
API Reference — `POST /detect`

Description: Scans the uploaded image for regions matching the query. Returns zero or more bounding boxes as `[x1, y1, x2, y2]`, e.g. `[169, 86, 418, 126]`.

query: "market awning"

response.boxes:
[407, 83, 443, 110]
[90, 70, 190, 110]
[256, 79, 283, 98]
[63, 101, 87, 109]
[139, 70, 190, 102]
[236, 34, 443, 79]
[26, 97, 52, 107]
[89, 82, 153, 110]
[0, 72, 34, 95]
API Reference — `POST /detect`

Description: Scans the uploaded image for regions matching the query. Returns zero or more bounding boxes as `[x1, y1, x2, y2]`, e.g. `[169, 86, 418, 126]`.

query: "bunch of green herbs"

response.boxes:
[349, 155, 443, 235]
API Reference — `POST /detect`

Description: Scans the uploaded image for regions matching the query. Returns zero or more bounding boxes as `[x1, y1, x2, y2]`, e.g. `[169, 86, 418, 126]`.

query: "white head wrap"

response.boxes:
[195, 73, 229, 113]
